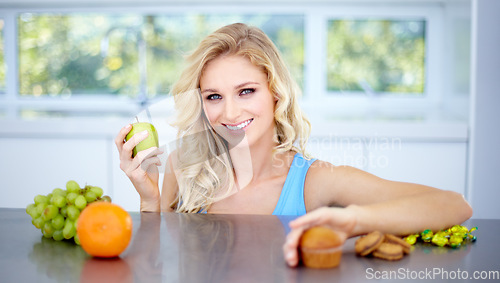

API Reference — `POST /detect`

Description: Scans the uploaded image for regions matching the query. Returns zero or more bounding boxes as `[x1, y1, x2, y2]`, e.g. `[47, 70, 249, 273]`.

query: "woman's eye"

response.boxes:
[240, 88, 255, 95]
[206, 94, 221, 100]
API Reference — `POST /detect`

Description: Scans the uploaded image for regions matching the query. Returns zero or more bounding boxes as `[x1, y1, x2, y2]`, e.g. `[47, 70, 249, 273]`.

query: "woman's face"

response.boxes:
[200, 55, 276, 148]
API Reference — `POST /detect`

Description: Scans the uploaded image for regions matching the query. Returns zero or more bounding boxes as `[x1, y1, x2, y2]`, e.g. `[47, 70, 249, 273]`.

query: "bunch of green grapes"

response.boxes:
[26, 180, 112, 244]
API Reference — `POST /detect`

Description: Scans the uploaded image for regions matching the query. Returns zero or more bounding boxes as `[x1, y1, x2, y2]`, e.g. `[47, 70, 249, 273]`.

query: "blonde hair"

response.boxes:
[170, 23, 311, 213]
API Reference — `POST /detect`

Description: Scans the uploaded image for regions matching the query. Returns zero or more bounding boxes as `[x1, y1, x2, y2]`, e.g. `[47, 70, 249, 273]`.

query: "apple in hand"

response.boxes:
[125, 122, 159, 157]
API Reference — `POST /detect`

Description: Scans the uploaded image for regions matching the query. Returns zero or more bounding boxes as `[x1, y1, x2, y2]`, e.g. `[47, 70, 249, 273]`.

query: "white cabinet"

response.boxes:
[0, 138, 109, 209]
[111, 141, 141, 211]
[367, 142, 467, 194]
[0, 118, 468, 210]
[308, 137, 467, 195]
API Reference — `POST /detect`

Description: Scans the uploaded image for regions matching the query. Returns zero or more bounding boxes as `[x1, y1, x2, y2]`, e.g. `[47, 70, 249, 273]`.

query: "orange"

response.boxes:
[77, 202, 133, 258]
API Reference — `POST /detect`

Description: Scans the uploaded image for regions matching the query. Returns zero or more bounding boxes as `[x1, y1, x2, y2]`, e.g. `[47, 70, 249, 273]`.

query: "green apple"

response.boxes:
[125, 122, 159, 157]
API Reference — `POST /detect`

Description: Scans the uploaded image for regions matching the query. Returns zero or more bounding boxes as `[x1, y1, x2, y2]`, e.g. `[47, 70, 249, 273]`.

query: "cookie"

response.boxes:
[384, 234, 411, 254]
[355, 231, 384, 256]
[373, 243, 404, 261]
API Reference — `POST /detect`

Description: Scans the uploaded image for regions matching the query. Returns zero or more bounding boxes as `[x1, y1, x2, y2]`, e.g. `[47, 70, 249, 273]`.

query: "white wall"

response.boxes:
[2, 0, 499, 218]
[0, 119, 468, 212]
[467, 0, 500, 219]
[0, 136, 112, 208]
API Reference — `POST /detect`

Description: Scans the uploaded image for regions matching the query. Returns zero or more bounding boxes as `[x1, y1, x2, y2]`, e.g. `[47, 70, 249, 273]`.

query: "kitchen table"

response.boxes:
[0, 208, 498, 282]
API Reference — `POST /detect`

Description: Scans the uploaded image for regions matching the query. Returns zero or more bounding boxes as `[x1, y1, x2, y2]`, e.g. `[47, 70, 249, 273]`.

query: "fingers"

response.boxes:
[126, 147, 163, 176]
[284, 209, 332, 267]
[283, 207, 355, 267]
[116, 124, 149, 162]
[121, 130, 150, 160]
[115, 124, 132, 152]
[289, 207, 354, 241]
[120, 130, 158, 164]
[135, 147, 163, 167]
[141, 156, 162, 173]
[289, 207, 332, 229]
[283, 226, 305, 267]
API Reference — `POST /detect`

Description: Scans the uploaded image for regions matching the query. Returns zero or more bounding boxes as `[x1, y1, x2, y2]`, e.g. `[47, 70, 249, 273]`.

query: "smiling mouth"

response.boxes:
[223, 119, 253, 131]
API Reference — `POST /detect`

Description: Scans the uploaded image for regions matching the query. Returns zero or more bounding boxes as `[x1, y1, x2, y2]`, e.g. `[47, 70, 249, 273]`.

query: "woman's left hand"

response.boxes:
[282, 206, 357, 267]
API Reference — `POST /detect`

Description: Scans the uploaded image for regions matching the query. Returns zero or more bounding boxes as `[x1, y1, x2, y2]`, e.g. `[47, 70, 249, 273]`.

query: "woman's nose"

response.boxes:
[224, 97, 241, 122]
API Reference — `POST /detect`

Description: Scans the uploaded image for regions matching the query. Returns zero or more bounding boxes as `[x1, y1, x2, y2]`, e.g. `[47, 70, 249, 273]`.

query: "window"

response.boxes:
[17, 13, 303, 99]
[327, 19, 426, 95]
[297, 4, 443, 115]
[0, 2, 453, 119]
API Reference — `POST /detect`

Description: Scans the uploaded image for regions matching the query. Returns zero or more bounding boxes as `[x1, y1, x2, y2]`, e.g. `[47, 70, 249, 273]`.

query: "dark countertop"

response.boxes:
[0, 208, 498, 282]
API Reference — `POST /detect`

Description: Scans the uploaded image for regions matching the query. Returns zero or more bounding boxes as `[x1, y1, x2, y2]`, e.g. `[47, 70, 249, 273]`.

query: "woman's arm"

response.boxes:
[304, 162, 472, 234]
[283, 162, 473, 266]
[115, 124, 163, 212]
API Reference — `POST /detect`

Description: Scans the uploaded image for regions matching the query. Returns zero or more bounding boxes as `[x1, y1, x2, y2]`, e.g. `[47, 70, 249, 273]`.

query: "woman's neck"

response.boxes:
[228, 135, 278, 190]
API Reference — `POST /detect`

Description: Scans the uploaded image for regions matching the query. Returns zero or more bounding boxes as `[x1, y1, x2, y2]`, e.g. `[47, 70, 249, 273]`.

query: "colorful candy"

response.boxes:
[405, 225, 477, 248]
[449, 234, 463, 248]
[431, 233, 448, 247]
[404, 234, 418, 245]
[421, 229, 434, 242]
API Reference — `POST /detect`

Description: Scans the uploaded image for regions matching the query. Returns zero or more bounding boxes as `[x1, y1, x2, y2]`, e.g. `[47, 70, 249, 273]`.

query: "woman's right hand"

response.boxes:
[115, 124, 163, 212]
[283, 206, 356, 267]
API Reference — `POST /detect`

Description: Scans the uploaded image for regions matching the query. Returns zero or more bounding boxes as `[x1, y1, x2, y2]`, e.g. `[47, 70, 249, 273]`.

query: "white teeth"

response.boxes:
[225, 119, 252, 130]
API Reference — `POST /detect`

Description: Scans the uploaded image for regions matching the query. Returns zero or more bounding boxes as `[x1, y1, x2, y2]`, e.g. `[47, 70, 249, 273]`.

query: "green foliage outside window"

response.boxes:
[17, 14, 303, 98]
[327, 19, 426, 95]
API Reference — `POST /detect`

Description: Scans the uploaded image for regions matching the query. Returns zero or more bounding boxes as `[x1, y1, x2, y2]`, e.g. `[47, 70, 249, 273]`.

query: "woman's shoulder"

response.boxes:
[302, 158, 334, 209]
[306, 158, 336, 181]
[307, 157, 368, 176]
[287, 152, 338, 179]
[303, 158, 363, 209]
[306, 159, 374, 188]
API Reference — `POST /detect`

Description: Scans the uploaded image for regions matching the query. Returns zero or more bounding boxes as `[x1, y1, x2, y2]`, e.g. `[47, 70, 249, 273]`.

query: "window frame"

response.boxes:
[0, 2, 445, 119]
[302, 3, 444, 115]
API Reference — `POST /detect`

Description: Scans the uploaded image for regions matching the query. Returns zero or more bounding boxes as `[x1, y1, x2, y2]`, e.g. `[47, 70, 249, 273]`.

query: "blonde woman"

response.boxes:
[115, 23, 472, 266]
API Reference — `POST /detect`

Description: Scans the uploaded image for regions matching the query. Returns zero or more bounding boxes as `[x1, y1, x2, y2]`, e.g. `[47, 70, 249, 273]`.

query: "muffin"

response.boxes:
[299, 226, 343, 268]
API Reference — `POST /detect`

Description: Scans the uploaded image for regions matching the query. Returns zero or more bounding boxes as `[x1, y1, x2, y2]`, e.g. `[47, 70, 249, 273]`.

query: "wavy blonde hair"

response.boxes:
[170, 23, 311, 213]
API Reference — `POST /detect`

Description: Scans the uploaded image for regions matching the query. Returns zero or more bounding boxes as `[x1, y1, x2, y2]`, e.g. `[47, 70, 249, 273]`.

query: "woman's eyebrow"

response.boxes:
[234, 81, 259, 89]
[201, 81, 260, 95]
[201, 88, 218, 94]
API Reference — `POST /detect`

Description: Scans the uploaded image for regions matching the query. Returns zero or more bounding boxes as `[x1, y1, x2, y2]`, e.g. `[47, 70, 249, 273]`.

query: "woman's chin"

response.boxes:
[214, 127, 247, 147]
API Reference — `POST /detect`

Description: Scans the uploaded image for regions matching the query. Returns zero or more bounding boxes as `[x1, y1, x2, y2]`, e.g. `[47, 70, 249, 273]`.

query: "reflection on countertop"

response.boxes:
[12, 208, 498, 283]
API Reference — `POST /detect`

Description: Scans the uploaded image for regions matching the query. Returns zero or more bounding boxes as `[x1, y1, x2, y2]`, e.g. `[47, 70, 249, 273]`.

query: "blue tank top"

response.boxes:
[272, 153, 317, 216]
[198, 152, 316, 215]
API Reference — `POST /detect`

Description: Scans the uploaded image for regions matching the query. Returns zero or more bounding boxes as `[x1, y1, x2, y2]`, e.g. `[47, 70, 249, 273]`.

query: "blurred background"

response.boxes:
[0, 0, 498, 218]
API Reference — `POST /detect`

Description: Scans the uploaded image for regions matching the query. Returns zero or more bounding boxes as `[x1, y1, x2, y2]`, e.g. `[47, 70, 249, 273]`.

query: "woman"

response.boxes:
[115, 23, 472, 266]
